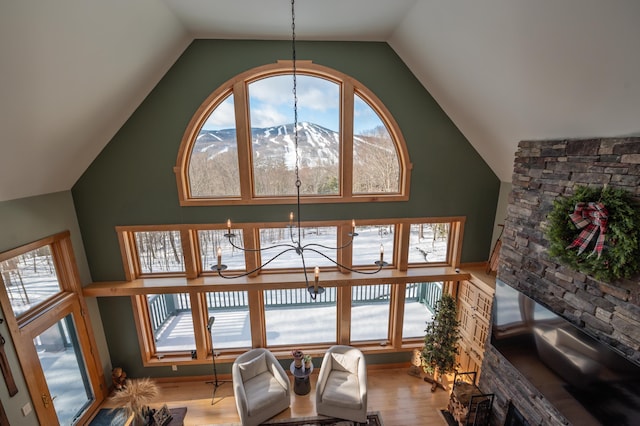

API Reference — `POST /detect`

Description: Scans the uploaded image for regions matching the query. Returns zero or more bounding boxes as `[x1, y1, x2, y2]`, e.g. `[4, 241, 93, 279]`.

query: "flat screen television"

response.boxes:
[491, 280, 640, 426]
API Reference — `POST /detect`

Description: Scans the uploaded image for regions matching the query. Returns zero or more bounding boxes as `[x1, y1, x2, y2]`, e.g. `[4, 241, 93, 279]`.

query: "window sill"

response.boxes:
[143, 341, 427, 368]
[82, 266, 469, 297]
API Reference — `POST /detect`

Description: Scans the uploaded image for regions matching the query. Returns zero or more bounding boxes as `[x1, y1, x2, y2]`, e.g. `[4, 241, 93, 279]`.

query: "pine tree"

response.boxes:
[420, 294, 460, 391]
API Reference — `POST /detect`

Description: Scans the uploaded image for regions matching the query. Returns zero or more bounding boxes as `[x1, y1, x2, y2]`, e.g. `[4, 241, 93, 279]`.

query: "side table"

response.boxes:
[289, 362, 313, 395]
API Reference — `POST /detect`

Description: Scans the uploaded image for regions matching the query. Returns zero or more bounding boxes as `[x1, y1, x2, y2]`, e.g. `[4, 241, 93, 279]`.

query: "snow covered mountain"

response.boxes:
[194, 122, 379, 169]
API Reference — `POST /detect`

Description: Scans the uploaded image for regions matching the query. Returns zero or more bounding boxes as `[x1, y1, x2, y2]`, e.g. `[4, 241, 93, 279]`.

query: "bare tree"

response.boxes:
[254, 156, 296, 196]
[189, 150, 240, 197]
[353, 126, 399, 193]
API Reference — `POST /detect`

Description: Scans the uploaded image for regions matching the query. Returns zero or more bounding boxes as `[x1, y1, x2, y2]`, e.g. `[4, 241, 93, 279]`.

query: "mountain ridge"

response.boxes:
[194, 122, 387, 168]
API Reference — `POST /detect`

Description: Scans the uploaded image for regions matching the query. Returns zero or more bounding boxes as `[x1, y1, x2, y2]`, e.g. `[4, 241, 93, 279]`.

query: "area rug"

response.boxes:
[89, 408, 128, 426]
[90, 407, 187, 426]
[213, 411, 383, 426]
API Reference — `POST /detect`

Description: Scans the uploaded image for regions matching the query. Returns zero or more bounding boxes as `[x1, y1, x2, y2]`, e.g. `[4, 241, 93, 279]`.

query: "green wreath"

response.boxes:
[546, 185, 640, 282]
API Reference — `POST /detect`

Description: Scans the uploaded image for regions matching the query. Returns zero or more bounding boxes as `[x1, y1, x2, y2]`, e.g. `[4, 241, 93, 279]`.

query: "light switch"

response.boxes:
[22, 403, 32, 416]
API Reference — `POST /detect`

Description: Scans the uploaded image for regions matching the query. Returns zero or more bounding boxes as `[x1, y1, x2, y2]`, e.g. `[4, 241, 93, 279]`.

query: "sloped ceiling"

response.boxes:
[1, 0, 639, 202]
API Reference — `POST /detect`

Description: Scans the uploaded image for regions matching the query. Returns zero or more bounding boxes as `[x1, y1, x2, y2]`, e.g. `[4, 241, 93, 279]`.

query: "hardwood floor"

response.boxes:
[93, 368, 450, 425]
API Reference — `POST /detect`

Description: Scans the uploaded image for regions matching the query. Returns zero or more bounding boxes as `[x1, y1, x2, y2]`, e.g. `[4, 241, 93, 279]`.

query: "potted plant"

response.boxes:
[303, 354, 312, 370]
[420, 293, 460, 391]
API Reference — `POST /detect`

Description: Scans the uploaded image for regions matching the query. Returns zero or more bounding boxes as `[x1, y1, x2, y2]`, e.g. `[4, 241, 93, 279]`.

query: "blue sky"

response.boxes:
[202, 74, 383, 134]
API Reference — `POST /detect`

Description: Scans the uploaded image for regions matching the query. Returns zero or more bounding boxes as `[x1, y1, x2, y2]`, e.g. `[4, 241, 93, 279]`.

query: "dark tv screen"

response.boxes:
[491, 280, 640, 426]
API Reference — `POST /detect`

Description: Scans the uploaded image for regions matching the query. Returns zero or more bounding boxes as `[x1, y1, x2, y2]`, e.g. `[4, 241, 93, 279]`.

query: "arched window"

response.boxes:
[175, 61, 411, 205]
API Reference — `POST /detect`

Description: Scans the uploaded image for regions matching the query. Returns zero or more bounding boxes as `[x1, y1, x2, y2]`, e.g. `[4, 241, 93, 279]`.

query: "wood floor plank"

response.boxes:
[92, 368, 450, 425]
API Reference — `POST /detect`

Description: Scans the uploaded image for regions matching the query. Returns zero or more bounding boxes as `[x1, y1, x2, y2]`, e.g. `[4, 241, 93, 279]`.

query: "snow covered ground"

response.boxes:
[154, 293, 436, 352]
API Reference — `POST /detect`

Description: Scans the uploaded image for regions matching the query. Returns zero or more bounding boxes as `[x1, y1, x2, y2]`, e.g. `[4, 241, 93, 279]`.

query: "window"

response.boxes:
[1, 244, 62, 317]
[351, 284, 391, 342]
[189, 93, 240, 198]
[35, 314, 93, 425]
[198, 229, 246, 272]
[118, 218, 462, 278]
[351, 224, 395, 267]
[249, 75, 340, 197]
[402, 282, 442, 339]
[175, 61, 411, 205]
[0, 232, 105, 425]
[134, 230, 184, 274]
[115, 217, 464, 365]
[206, 291, 251, 349]
[259, 226, 338, 269]
[408, 222, 451, 264]
[147, 293, 195, 353]
[264, 287, 337, 346]
[353, 93, 400, 194]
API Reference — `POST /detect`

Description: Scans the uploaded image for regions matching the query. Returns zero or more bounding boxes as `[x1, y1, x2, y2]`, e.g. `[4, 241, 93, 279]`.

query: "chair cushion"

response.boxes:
[238, 352, 268, 382]
[244, 371, 288, 415]
[321, 370, 362, 410]
[331, 352, 359, 373]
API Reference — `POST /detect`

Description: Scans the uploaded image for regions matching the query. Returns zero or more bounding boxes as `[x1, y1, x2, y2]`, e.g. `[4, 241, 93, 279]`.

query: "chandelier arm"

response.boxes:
[299, 251, 310, 287]
[225, 235, 248, 251]
[247, 242, 299, 252]
[226, 235, 297, 253]
[216, 247, 299, 278]
[303, 248, 386, 275]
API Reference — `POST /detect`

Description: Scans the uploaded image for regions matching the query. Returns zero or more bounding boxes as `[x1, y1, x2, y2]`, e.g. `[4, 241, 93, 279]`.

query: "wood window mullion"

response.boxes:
[244, 227, 260, 278]
[180, 229, 198, 279]
[191, 292, 209, 360]
[337, 222, 353, 273]
[396, 222, 411, 271]
[337, 285, 351, 345]
[132, 294, 156, 360]
[248, 289, 265, 348]
[389, 283, 405, 348]
[234, 82, 253, 200]
[342, 82, 354, 198]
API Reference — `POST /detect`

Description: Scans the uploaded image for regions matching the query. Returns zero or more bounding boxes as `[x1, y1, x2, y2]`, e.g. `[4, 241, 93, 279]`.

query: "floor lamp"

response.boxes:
[207, 316, 229, 404]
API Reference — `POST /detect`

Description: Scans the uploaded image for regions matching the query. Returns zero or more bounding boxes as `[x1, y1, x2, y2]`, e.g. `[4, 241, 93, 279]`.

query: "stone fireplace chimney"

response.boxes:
[478, 138, 640, 425]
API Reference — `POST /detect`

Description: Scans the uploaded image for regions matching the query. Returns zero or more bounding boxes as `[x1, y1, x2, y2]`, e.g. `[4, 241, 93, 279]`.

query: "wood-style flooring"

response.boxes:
[93, 368, 450, 425]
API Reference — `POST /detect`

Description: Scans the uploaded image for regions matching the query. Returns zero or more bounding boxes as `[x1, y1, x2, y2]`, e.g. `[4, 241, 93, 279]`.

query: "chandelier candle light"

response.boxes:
[212, 0, 387, 299]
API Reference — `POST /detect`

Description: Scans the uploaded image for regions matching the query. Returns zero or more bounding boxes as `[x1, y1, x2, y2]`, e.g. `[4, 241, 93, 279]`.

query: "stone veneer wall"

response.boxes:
[478, 138, 640, 425]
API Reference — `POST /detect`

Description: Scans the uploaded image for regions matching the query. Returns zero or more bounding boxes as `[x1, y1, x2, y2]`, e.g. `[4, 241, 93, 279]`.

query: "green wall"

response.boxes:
[72, 40, 499, 377]
[0, 191, 109, 425]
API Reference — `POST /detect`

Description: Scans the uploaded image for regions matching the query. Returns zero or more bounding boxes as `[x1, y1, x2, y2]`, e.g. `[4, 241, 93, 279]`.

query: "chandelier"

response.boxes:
[213, 0, 387, 299]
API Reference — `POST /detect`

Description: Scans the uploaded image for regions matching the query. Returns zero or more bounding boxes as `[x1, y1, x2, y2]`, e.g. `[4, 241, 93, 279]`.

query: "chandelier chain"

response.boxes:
[291, 0, 302, 246]
[291, 0, 300, 188]
[213, 0, 387, 299]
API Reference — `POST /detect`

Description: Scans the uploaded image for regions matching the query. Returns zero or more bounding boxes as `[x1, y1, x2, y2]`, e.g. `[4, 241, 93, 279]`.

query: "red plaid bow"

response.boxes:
[566, 202, 608, 258]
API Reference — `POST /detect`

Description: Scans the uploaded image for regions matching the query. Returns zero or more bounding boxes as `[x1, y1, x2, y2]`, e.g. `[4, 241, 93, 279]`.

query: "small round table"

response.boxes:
[289, 362, 313, 395]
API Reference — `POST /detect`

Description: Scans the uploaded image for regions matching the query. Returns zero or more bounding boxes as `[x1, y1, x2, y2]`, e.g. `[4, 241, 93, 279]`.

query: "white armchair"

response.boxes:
[232, 348, 290, 426]
[316, 345, 367, 423]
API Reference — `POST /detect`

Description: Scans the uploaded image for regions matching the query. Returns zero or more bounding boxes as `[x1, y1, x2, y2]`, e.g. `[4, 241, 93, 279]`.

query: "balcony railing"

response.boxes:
[148, 282, 443, 336]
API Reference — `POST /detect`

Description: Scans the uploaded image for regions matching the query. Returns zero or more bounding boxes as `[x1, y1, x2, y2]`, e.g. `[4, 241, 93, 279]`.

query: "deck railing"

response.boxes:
[148, 282, 443, 335]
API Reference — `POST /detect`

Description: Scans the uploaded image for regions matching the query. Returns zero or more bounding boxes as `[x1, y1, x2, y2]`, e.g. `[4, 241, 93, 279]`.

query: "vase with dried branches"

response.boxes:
[110, 378, 159, 426]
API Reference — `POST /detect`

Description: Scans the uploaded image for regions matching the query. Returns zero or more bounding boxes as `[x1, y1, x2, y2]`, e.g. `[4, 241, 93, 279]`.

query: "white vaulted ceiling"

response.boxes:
[1, 0, 639, 202]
